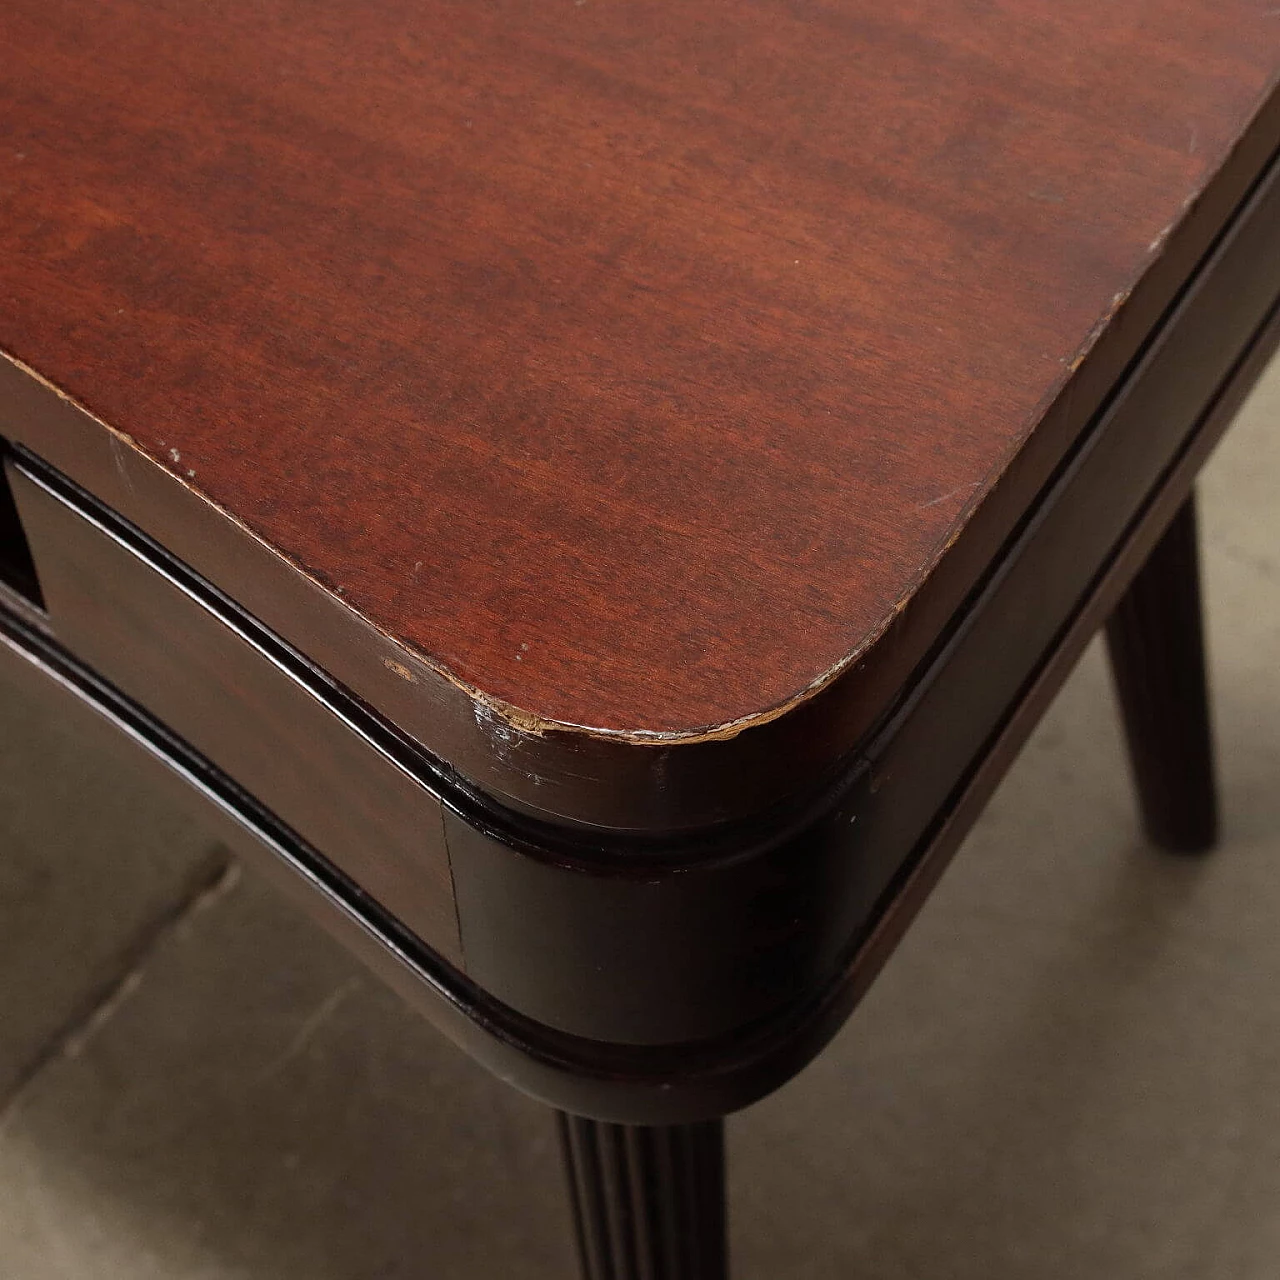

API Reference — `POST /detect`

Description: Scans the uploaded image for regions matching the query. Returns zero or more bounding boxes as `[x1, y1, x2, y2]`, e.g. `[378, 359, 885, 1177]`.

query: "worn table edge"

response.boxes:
[3, 78, 1279, 831]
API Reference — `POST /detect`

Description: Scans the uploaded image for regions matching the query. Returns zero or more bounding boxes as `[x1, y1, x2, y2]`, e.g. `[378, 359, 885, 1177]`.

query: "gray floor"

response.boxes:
[1, 357, 1278, 1280]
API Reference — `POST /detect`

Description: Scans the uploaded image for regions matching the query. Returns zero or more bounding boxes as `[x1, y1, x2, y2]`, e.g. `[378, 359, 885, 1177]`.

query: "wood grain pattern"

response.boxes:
[2, 0, 1279, 812]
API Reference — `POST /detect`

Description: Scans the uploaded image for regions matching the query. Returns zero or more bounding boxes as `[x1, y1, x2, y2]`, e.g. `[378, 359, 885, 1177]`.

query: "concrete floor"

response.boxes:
[0, 352, 1278, 1279]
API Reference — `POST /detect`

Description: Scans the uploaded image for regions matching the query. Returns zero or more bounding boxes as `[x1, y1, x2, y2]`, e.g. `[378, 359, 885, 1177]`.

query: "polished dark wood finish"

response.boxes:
[1, 239, 1274, 1112]
[4, 9, 1280, 1277]
[0, 277, 1263, 1122]
[3, 0, 1280, 829]
[6, 456, 461, 963]
[399, 145, 1280, 1046]
[5, 124, 1280, 1050]
[558, 1114, 726, 1280]
[1107, 496, 1218, 853]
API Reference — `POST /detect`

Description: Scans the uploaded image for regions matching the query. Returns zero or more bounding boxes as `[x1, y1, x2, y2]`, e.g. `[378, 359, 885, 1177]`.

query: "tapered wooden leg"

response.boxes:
[1105, 493, 1218, 852]
[556, 1113, 727, 1280]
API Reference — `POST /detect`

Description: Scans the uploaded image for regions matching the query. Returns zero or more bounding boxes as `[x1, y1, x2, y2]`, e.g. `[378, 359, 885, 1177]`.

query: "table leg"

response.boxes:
[556, 1112, 727, 1280]
[1105, 491, 1218, 852]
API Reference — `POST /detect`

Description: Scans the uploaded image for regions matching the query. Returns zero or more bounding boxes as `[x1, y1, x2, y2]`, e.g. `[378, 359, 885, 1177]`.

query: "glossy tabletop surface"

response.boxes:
[3, 0, 1279, 750]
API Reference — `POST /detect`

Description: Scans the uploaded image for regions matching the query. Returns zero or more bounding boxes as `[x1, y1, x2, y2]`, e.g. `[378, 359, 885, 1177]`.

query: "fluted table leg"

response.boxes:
[557, 1113, 727, 1280]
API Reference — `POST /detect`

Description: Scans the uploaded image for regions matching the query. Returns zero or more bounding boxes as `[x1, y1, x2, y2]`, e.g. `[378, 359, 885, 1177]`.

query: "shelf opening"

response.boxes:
[0, 443, 45, 609]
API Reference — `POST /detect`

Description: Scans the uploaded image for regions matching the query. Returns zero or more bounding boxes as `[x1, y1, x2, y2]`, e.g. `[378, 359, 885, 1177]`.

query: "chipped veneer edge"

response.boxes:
[0, 345, 975, 746]
[3, 80, 1275, 749]
[455, 148, 1249, 746]
[5, 349, 947, 746]
[0, 230, 1154, 755]
[0, 342, 1071, 749]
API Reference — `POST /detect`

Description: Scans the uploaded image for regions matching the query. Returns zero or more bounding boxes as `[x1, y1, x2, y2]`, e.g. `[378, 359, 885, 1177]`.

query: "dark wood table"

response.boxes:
[3, 2, 1280, 1274]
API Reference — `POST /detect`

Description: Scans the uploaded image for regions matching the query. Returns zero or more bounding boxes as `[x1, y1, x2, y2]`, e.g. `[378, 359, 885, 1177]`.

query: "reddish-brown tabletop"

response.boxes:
[3, 0, 1279, 824]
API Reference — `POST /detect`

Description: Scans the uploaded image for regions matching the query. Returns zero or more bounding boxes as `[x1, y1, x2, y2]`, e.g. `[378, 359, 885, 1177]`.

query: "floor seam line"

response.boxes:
[0, 847, 241, 1128]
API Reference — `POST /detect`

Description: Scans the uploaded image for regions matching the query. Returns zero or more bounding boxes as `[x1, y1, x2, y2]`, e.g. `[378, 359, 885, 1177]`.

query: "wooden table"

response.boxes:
[3, 2, 1280, 1274]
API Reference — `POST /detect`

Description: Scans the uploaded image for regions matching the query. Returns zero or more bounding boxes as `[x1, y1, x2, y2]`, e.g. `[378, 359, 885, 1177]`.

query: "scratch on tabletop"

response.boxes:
[919, 481, 980, 510]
